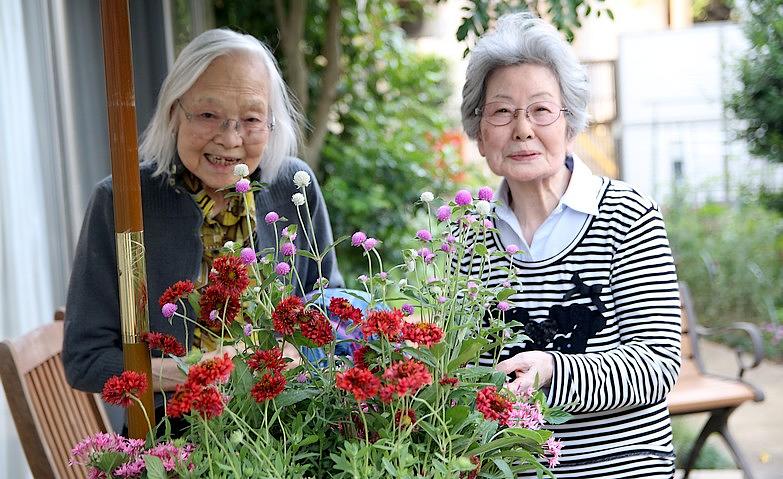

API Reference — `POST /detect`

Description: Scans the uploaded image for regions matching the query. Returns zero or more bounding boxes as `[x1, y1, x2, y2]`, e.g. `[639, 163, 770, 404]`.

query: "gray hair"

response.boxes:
[461, 13, 589, 141]
[139, 28, 302, 182]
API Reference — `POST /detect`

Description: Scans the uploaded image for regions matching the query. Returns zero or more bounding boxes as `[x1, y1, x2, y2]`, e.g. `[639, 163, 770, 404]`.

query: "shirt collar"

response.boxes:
[495, 153, 601, 217]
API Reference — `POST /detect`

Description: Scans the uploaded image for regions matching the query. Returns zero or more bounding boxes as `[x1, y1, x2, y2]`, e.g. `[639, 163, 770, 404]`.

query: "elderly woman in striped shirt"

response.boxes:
[459, 13, 681, 478]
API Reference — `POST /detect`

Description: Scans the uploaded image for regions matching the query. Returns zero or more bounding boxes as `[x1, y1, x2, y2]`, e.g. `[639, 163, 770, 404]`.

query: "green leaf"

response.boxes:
[492, 457, 514, 478]
[273, 388, 319, 408]
[297, 249, 319, 261]
[95, 451, 128, 471]
[496, 288, 516, 302]
[144, 454, 167, 479]
[445, 404, 470, 426]
[474, 243, 488, 256]
[448, 337, 489, 370]
[544, 407, 573, 425]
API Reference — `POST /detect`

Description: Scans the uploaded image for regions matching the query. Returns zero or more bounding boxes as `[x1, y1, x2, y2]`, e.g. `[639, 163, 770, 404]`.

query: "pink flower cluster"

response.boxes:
[70, 432, 194, 478]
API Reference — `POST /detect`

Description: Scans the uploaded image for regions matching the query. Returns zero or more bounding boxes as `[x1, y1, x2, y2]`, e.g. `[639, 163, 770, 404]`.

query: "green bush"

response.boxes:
[664, 191, 783, 361]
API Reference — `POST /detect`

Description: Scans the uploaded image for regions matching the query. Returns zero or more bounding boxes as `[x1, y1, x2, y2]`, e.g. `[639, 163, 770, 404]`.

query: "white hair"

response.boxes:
[139, 28, 302, 182]
[461, 13, 589, 141]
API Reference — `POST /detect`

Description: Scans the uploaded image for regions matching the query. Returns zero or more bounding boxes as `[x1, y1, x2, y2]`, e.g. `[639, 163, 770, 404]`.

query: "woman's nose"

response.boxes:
[512, 111, 535, 140]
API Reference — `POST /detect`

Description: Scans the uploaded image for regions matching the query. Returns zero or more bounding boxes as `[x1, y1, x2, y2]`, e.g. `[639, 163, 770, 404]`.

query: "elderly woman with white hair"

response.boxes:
[460, 13, 681, 478]
[63, 29, 342, 432]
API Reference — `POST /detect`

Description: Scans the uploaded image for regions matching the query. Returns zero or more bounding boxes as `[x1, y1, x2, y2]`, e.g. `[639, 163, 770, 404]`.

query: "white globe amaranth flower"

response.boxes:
[223, 241, 235, 250]
[406, 260, 416, 272]
[398, 279, 408, 288]
[420, 191, 434, 203]
[293, 170, 311, 188]
[292, 193, 306, 206]
[233, 163, 250, 177]
[476, 200, 491, 216]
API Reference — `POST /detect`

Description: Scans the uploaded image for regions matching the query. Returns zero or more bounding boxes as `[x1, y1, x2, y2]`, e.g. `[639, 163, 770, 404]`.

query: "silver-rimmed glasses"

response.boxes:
[176, 99, 275, 144]
[475, 101, 568, 127]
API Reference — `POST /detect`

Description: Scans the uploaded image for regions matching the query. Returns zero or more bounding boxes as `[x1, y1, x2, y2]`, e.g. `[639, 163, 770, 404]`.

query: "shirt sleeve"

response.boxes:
[547, 206, 682, 412]
[62, 182, 126, 393]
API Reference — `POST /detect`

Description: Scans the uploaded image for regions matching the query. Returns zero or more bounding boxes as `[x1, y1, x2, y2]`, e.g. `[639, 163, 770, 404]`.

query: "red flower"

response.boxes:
[102, 371, 148, 408]
[142, 332, 186, 357]
[272, 296, 305, 335]
[191, 386, 226, 419]
[379, 359, 432, 403]
[329, 297, 363, 324]
[402, 322, 444, 347]
[247, 348, 286, 373]
[475, 386, 512, 425]
[208, 255, 250, 297]
[159, 280, 195, 308]
[362, 309, 404, 338]
[251, 372, 286, 402]
[188, 353, 234, 387]
[394, 408, 417, 429]
[167, 383, 226, 419]
[336, 367, 380, 402]
[167, 383, 200, 418]
[198, 285, 241, 327]
[352, 346, 370, 369]
[439, 376, 459, 387]
[299, 309, 334, 346]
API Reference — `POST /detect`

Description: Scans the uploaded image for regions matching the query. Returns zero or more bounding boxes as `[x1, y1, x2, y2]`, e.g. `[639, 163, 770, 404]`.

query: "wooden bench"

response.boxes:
[668, 283, 765, 479]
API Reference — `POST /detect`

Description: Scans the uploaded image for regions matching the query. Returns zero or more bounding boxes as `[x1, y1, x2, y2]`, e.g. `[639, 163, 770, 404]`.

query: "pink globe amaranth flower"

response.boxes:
[209, 310, 219, 321]
[416, 229, 433, 242]
[282, 226, 297, 241]
[440, 242, 454, 253]
[379, 272, 388, 280]
[161, 303, 177, 318]
[401, 303, 414, 316]
[505, 244, 520, 255]
[497, 301, 510, 312]
[358, 274, 369, 284]
[454, 189, 472, 206]
[483, 219, 493, 229]
[240, 247, 257, 264]
[446, 234, 456, 243]
[281, 242, 296, 257]
[437, 296, 447, 304]
[275, 262, 291, 275]
[351, 231, 367, 247]
[478, 186, 494, 201]
[363, 238, 379, 251]
[436, 205, 452, 222]
[235, 178, 251, 193]
[264, 211, 279, 224]
[243, 323, 253, 336]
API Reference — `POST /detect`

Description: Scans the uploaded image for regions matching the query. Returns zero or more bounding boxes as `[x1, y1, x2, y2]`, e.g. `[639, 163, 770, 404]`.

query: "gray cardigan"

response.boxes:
[63, 157, 343, 394]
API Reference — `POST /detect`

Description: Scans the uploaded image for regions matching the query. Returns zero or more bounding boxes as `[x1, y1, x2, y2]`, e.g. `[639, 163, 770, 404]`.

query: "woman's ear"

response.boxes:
[476, 131, 486, 157]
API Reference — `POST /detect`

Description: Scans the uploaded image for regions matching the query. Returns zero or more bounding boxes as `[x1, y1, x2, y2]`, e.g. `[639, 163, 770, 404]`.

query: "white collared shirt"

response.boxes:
[493, 155, 603, 261]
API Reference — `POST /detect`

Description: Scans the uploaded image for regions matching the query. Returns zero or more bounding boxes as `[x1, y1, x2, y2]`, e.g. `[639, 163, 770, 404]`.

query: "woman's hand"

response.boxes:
[281, 341, 302, 370]
[496, 351, 554, 395]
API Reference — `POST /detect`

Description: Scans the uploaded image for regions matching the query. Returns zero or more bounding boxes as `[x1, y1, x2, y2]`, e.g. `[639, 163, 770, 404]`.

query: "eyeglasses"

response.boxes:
[176, 99, 275, 144]
[475, 101, 568, 127]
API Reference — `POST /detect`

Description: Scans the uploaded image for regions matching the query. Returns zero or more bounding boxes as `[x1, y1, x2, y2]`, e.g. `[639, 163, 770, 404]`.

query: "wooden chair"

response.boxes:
[668, 282, 765, 479]
[0, 309, 112, 479]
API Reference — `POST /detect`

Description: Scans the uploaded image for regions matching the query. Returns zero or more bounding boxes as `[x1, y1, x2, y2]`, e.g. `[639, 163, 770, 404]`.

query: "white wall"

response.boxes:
[618, 22, 783, 203]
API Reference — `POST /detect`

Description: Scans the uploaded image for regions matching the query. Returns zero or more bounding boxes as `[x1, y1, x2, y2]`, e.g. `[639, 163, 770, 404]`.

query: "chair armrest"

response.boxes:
[696, 321, 764, 379]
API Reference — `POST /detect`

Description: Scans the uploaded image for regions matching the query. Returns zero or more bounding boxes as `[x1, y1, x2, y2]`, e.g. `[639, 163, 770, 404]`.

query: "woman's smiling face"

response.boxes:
[477, 63, 572, 187]
[176, 51, 271, 195]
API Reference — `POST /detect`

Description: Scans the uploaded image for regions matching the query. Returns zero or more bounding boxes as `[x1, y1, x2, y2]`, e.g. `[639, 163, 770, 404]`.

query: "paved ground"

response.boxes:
[674, 340, 783, 479]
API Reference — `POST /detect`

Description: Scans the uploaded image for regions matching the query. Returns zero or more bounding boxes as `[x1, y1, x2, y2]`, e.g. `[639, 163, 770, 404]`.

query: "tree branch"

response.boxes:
[274, 0, 309, 114]
[303, 0, 341, 170]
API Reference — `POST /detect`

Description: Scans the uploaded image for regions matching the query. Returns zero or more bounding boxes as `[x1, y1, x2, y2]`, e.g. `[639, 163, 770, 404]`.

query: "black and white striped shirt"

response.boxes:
[459, 177, 681, 477]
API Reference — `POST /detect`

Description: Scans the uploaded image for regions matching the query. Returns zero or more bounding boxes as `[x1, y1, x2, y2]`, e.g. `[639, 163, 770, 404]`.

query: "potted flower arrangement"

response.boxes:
[70, 169, 568, 478]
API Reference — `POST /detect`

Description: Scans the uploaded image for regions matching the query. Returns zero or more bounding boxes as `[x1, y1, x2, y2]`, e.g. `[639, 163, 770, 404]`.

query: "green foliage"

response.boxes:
[321, 4, 466, 284]
[442, 0, 613, 50]
[664, 190, 783, 360]
[727, 0, 783, 163]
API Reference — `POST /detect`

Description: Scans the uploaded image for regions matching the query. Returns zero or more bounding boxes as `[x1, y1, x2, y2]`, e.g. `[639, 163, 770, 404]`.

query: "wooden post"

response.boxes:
[99, 0, 155, 439]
